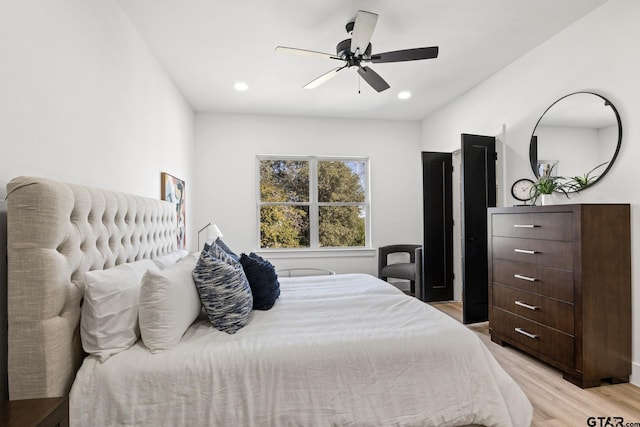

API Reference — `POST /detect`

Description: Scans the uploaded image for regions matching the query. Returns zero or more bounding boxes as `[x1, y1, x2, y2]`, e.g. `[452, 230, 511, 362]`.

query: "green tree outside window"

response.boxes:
[259, 157, 368, 249]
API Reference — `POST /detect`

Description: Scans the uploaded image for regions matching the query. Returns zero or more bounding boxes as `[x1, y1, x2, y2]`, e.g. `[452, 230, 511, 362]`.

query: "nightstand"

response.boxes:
[0, 395, 69, 427]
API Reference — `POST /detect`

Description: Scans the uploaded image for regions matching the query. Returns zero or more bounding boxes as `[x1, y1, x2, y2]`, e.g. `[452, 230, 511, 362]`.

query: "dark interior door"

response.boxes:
[461, 134, 496, 324]
[421, 152, 453, 302]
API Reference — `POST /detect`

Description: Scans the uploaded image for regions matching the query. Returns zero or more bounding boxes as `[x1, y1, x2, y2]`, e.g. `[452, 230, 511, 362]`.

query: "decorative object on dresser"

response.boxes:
[528, 162, 571, 206]
[487, 204, 631, 388]
[510, 178, 535, 205]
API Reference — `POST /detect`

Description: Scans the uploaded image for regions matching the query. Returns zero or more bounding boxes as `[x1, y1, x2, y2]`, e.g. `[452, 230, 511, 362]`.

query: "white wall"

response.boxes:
[0, 0, 194, 399]
[194, 113, 423, 276]
[420, 0, 640, 384]
[0, 0, 194, 204]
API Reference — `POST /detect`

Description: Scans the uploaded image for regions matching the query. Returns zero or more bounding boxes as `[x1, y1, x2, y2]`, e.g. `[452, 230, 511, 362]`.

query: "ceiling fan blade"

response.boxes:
[275, 46, 339, 60]
[350, 11, 378, 56]
[304, 66, 345, 89]
[357, 65, 390, 92]
[370, 46, 439, 63]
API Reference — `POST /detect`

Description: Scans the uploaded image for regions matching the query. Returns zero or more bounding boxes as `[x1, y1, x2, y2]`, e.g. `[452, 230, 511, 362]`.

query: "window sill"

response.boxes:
[254, 247, 376, 259]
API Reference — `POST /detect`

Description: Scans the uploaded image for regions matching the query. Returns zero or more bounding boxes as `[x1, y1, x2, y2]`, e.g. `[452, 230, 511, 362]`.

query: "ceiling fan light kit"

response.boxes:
[275, 10, 439, 93]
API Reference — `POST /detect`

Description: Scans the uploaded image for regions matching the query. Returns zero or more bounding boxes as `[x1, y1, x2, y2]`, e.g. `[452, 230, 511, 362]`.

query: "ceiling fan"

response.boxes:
[275, 10, 439, 93]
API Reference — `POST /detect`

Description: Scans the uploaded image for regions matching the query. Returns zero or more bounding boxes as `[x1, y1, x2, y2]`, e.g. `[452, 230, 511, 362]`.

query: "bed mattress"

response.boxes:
[70, 273, 532, 426]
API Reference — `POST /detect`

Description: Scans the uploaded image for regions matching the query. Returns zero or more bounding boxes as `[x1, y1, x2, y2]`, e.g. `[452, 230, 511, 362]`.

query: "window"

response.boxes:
[258, 156, 369, 249]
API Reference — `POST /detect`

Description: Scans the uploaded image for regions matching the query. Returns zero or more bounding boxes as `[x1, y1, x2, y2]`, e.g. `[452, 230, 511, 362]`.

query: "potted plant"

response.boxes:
[566, 161, 609, 191]
[529, 164, 570, 205]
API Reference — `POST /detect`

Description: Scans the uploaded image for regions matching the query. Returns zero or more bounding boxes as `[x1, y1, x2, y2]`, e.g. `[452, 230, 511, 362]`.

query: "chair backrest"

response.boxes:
[379, 244, 421, 263]
[378, 244, 421, 275]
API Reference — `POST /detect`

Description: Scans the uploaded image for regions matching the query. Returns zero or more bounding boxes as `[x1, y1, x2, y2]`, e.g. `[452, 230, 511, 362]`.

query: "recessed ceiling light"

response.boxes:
[234, 82, 249, 91]
[398, 91, 411, 100]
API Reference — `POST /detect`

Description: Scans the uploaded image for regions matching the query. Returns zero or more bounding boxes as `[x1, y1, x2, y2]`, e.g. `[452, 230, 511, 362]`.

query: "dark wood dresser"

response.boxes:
[487, 204, 631, 388]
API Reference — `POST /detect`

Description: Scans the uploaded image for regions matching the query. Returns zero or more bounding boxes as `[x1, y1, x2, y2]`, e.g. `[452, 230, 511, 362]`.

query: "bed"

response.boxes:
[6, 176, 533, 427]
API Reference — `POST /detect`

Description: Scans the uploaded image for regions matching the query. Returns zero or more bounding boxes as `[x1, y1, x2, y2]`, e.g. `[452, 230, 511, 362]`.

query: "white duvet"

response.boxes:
[70, 273, 532, 427]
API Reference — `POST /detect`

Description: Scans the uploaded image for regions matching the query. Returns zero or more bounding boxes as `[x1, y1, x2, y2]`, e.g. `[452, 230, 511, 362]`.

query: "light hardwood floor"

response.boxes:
[430, 302, 640, 427]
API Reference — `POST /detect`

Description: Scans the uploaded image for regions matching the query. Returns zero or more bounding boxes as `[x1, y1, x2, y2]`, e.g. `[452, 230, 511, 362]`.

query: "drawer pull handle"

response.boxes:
[515, 327, 538, 339]
[514, 248, 537, 255]
[513, 224, 539, 228]
[515, 300, 539, 311]
[514, 274, 537, 282]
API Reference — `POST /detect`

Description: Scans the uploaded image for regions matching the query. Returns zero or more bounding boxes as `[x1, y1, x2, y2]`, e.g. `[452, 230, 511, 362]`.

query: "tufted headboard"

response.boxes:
[6, 176, 178, 400]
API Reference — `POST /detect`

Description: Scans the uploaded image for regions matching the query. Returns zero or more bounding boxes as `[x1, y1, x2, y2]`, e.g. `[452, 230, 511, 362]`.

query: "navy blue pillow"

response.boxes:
[239, 253, 280, 310]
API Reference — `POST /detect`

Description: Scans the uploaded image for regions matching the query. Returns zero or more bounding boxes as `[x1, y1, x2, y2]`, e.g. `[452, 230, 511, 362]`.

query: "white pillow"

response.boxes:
[139, 253, 201, 353]
[152, 249, 189, 269]
[81, 259, 159, 362]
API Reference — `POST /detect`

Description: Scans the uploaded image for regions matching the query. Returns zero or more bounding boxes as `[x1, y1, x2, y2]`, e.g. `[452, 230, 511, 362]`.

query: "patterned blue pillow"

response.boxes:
[192, 249, 253, 334]
[204, 241, 232, 263]
[239, 253, 280, 310]
[215, 238, 239, 262]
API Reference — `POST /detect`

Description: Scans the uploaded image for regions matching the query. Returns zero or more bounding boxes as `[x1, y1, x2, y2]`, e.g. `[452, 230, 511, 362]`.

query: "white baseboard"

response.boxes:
[631, 361, 640, 387]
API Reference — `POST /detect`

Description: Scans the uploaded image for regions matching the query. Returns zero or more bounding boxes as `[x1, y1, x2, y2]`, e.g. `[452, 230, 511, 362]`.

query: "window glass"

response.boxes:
[318, 160, 366, 203]
[259, 160, 309, 202]
[259, 156, 368, 249]
[260, 205, 310, 248]
[319, 206, 366, 247]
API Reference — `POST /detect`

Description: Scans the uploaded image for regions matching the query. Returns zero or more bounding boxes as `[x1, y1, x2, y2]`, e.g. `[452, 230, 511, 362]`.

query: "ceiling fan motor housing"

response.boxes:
[345, 20, 355, 34]
[336, 38, 372, 59]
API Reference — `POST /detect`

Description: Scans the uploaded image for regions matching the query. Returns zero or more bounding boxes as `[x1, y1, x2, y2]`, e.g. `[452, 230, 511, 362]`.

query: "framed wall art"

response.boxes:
[161, 172, 186, 249]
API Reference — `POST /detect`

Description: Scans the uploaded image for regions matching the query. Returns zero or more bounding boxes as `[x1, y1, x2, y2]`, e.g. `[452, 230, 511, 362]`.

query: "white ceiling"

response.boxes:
[116, 0, 608, 121]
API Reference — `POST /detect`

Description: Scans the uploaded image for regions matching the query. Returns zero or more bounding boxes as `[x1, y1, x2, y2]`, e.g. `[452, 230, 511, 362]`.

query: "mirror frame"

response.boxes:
[529, 91, 622, 190]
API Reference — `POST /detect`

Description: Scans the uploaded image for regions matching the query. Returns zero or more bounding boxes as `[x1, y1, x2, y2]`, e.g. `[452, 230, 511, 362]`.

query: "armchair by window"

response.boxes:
[378, 244, 422, 298]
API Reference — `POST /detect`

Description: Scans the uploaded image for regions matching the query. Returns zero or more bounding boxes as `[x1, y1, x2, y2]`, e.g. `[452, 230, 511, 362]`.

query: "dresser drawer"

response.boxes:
[492, 283, 574, 334]
[491, 212, 573, 241]
[492, 236, 573, 270]
[492, 259, 574, 302]
[491, 308, 574, 368]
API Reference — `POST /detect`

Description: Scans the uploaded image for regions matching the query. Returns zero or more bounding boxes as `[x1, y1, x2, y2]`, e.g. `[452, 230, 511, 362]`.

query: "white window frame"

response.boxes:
[256, 155, 372, 253]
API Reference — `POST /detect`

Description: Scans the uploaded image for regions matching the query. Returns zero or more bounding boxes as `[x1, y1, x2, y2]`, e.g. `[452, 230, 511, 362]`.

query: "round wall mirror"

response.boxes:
[529, 92, 622, 191]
